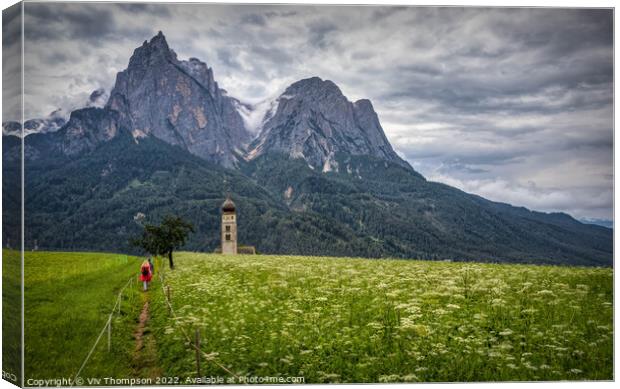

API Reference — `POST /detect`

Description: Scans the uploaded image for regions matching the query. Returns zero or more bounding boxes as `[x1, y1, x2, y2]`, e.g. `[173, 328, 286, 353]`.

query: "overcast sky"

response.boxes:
[7, 2, 614, 222]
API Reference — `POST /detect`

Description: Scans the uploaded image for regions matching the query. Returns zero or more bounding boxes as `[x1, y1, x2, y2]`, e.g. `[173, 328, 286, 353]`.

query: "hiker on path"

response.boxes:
[140, 259, 153, 291]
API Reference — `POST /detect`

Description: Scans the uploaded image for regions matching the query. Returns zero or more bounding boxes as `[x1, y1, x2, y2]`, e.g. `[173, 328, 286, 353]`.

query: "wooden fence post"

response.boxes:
[195, 328, 201, 377]
[166, 286, 172, 314]
[107, 320, 112, 352]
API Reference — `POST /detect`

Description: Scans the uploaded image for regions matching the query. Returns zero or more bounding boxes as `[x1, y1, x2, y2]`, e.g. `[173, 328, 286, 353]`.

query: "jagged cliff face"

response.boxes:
[247, 77, 410, 172]
[60, 107, 121, 156]
[106, 31, 250, 167]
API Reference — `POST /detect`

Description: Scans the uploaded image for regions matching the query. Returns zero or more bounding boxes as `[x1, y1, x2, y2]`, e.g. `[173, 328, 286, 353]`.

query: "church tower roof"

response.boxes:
[222, 196, 236, 212]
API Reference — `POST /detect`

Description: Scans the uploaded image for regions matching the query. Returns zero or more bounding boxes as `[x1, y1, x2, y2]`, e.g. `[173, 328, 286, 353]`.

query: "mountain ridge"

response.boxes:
[6, 33, 408, 173]
[1, 31, 612, 266]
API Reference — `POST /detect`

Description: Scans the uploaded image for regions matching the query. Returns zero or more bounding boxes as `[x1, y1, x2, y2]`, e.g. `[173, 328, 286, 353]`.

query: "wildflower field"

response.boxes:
[150, 252, 613, 383]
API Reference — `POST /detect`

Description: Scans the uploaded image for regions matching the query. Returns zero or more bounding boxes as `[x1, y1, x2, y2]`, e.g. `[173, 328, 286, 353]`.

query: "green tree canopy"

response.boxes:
[130, 215, 194, 269]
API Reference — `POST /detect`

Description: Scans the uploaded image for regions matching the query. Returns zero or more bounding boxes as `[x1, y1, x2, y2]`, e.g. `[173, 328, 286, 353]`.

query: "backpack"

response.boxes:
[141, 265, 150, 276]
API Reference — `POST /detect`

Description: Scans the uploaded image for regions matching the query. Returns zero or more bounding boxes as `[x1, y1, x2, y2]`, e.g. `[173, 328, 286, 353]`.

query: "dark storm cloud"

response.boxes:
[497, 9, 613, 56]
[2, 2, 22, 123]
[397, 64, 443, 77]
[249, 44, 294, 65]
[216, 47, 243, 70]
[24, 3, 117, 43]
[207, 27, 223, 38]
[15, 4, 613, 221]
[241, 13, 267, 26]
[351, 51, 374, 60]
[371, 6, 407, 21]
[23, 2, 155, 46]
[383, 80, 612, 117]
[44, 50, 69, 64]
[116, 3, 172, 16]
[2, 2, 21, 44]
[307, 20, 338, 49]
[438, 160, 490, 175]
[264, 10, 299, 18]
[398, 142, 527, 166]
[350, 8, 614, 126]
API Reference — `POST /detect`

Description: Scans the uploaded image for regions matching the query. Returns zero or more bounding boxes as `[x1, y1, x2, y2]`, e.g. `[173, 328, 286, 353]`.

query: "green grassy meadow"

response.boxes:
[3, 250, 613, 383]
[2, 249, 22, 385]
[21, 251, 142, 381]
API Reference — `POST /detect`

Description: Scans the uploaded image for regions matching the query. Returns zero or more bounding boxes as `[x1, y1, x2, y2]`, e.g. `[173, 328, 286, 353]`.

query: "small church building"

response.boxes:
[221, 196, 238, 254]
[218, 196, 257, 255]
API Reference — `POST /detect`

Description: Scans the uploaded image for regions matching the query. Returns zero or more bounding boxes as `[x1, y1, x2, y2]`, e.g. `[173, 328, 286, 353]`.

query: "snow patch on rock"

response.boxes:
[234, 92, 294, 137]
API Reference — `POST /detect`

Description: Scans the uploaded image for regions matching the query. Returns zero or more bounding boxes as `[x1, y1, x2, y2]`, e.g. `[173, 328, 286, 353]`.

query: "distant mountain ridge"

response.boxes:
[2, 31, 612, 266]
[2, 113, 66, 137]
[580, 218, 613, 229]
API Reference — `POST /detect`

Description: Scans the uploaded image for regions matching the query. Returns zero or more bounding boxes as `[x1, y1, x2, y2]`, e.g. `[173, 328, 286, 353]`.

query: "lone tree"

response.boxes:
[130, 215, 194, 269]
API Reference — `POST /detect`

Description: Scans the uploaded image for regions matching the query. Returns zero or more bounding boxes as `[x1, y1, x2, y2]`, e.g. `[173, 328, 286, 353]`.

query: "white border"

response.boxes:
[0, 2, 616, 389]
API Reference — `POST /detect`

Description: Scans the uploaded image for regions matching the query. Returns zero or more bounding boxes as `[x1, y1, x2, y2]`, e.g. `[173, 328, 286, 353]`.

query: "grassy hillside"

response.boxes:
[151, 252, 613, 382]
[22, 251, 142, 381]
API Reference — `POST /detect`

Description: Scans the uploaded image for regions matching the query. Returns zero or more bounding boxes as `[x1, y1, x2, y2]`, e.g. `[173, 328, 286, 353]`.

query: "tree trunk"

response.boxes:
[168, 250, 174, 269]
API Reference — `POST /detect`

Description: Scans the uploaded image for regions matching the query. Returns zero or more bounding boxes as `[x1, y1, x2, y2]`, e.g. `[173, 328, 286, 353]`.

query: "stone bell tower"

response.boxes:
[221, 196, 237, 254]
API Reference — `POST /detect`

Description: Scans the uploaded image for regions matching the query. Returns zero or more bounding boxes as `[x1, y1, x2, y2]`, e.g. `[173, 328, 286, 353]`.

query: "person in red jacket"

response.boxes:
[140, 259, 153, 291]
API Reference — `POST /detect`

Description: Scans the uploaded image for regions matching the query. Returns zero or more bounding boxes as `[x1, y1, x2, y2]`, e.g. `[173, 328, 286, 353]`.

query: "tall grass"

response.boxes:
[23, 251, 142, 380]
[151, 252, 613, 382]
[2, 249, 22, 385]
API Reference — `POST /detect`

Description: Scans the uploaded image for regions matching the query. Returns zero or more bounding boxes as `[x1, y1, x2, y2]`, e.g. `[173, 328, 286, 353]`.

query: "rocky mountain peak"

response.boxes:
[285, 77, 343, 96]
[128, 31, 176, 69]
[8, 33, 408, 172]
[278, 77, 350, 114]
[178, 57, 218, 97]
[353, 98, 373, 110]
[247, 76, 411, 172]
[105, 31, 250, 167]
